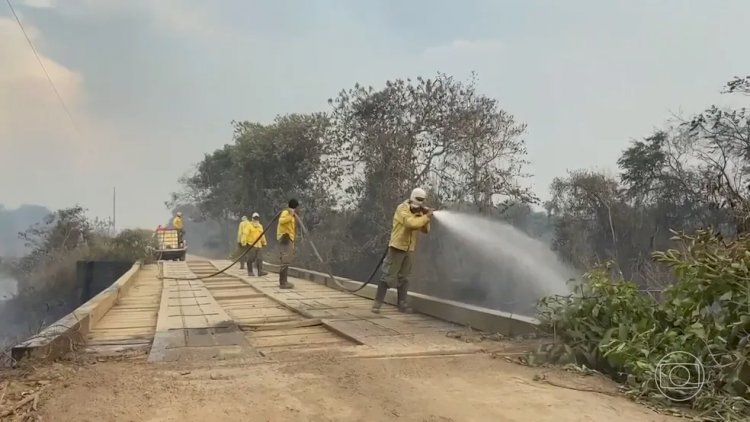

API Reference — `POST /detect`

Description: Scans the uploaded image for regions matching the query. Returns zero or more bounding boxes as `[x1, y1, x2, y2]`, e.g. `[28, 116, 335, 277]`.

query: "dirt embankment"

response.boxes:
[0, 351, 683, 422]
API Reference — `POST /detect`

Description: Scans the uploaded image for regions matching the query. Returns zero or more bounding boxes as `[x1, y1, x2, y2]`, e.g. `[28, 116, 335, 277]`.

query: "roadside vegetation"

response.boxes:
[0, 205, 154, 350]
[539, 231, 750, 420]
[537, 75, 750, 420]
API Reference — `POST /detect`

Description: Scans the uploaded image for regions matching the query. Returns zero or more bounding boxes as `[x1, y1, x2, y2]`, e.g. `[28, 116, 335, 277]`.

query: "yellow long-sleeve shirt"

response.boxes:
[237, 219, 250, 243]
[242, 221, 267, 248]
[388, 201, 431, 252]
[276, 209, 296, 241]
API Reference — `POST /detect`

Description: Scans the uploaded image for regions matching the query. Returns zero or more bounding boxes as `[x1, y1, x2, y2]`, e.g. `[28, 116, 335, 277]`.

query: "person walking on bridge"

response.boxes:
[372, 188, 432, 314]
[276, 199, 299, 289]
[236, 216, 250, 270]
[172, 212, 184, 247]
[244, 212, 268, 276]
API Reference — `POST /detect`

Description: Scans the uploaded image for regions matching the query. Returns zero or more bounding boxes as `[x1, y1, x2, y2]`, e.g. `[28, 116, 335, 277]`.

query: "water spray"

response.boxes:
[422, 210, 575, 316]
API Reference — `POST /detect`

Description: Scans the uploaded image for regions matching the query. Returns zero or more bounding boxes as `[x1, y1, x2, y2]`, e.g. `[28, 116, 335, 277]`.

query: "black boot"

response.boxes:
[279, 266, 294, 289]
[371, 281, 388, 314]
[397, 284, 413, 313]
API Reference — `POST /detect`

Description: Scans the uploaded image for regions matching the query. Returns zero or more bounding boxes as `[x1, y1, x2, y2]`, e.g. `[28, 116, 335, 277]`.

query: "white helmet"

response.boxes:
[176, 211, 183, 217]
[252, 212, 260, 219]
[410, 188, 427, 207]
[241, 215, 248, 221]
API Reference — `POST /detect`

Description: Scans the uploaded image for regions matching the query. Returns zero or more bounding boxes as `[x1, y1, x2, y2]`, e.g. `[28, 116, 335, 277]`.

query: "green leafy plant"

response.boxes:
[538, 230, 750, 420]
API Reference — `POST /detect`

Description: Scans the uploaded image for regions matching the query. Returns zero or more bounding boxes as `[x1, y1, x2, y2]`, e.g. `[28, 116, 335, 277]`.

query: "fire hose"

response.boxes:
[292, 205, 436, 293]
[295, 216, 389, 293]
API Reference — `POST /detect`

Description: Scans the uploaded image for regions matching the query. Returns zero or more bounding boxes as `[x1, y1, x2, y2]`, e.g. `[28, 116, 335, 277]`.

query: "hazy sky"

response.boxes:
[2, 0, 749, 229]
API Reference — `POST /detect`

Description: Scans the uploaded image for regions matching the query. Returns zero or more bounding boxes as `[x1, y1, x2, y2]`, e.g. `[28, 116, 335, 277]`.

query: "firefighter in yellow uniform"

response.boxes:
[172, 212, 184, 247]
[372, 188, 432, 314]
[276, 199, 299, 289]
[236, 216, 250, 269]
[243, 212, 268, 276]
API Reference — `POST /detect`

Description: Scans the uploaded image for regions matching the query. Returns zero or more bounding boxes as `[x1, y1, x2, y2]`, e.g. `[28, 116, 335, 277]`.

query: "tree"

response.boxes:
[619, 129, 733, 233]
[724, 75, 750, 95]
[167, 146, 240, 254]
[685, 104, 750, 232]
[547, 171, 623, 270]
[326, 73, 534, 213]
[547, 75, 750, 284]
[445, 94, 536, 212]
[169, 73, 537, 279]
[617, 131, 670, 205]
[171, 145, 239, 222]
[323, 73, 536, 269]
[232, 113, 330, 225]
[100, 229, 157, 262]
[325, 74, 470, 256]
[17, 206, 92, 273]
[169, 113, 335, 256]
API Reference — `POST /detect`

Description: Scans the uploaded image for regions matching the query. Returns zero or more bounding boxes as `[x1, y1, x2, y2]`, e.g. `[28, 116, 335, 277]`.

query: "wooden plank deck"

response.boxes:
[85, 265, 162, 353]
[83, 260, 482, 363]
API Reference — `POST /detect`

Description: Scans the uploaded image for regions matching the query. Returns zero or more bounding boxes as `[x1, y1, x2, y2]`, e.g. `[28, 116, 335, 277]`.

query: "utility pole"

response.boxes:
[112, 187, 116, 235]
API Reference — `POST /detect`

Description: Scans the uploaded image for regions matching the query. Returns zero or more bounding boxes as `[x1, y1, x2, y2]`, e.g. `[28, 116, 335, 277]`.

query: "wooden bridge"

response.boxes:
[12, 259, 538, 364]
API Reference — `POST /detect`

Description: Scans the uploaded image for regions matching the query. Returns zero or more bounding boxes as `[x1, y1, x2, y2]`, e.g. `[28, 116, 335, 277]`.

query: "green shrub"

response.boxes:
[538, 230, 750, 420]
[91, 229, 157, 263]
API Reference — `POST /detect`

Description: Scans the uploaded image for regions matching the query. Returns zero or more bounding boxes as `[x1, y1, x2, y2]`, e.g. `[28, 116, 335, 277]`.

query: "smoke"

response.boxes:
[178, 217, 237, 259]
[413, 210, 577, 317]
[0, 251, 87, 348]
[0, 272, 24, 349]
[0, 274, 17, 301]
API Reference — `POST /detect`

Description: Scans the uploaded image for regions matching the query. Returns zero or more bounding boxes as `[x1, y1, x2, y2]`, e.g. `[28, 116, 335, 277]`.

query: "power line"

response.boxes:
[5, 0, 81, 135]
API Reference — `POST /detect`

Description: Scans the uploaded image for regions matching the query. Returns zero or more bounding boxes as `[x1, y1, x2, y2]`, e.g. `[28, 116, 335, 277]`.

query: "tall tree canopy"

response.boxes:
[170, 73, 535, 275]
[548, 75, 750, 284]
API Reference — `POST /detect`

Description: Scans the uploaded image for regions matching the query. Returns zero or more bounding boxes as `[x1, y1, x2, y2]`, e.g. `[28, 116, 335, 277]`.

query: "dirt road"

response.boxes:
[2, 351, 680, 422]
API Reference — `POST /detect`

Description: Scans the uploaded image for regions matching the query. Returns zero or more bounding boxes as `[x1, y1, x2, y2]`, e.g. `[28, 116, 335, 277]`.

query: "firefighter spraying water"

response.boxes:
[371, 188, 433, 314]
[161, 187, 570, 318]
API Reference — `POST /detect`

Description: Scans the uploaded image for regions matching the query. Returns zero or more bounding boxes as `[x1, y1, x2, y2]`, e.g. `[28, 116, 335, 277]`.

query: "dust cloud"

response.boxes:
[414, 210, 576, 317]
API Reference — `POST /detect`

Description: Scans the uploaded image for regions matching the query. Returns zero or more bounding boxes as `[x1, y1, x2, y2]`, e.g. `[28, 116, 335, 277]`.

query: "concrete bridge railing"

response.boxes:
[262, 263, 541, 337]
